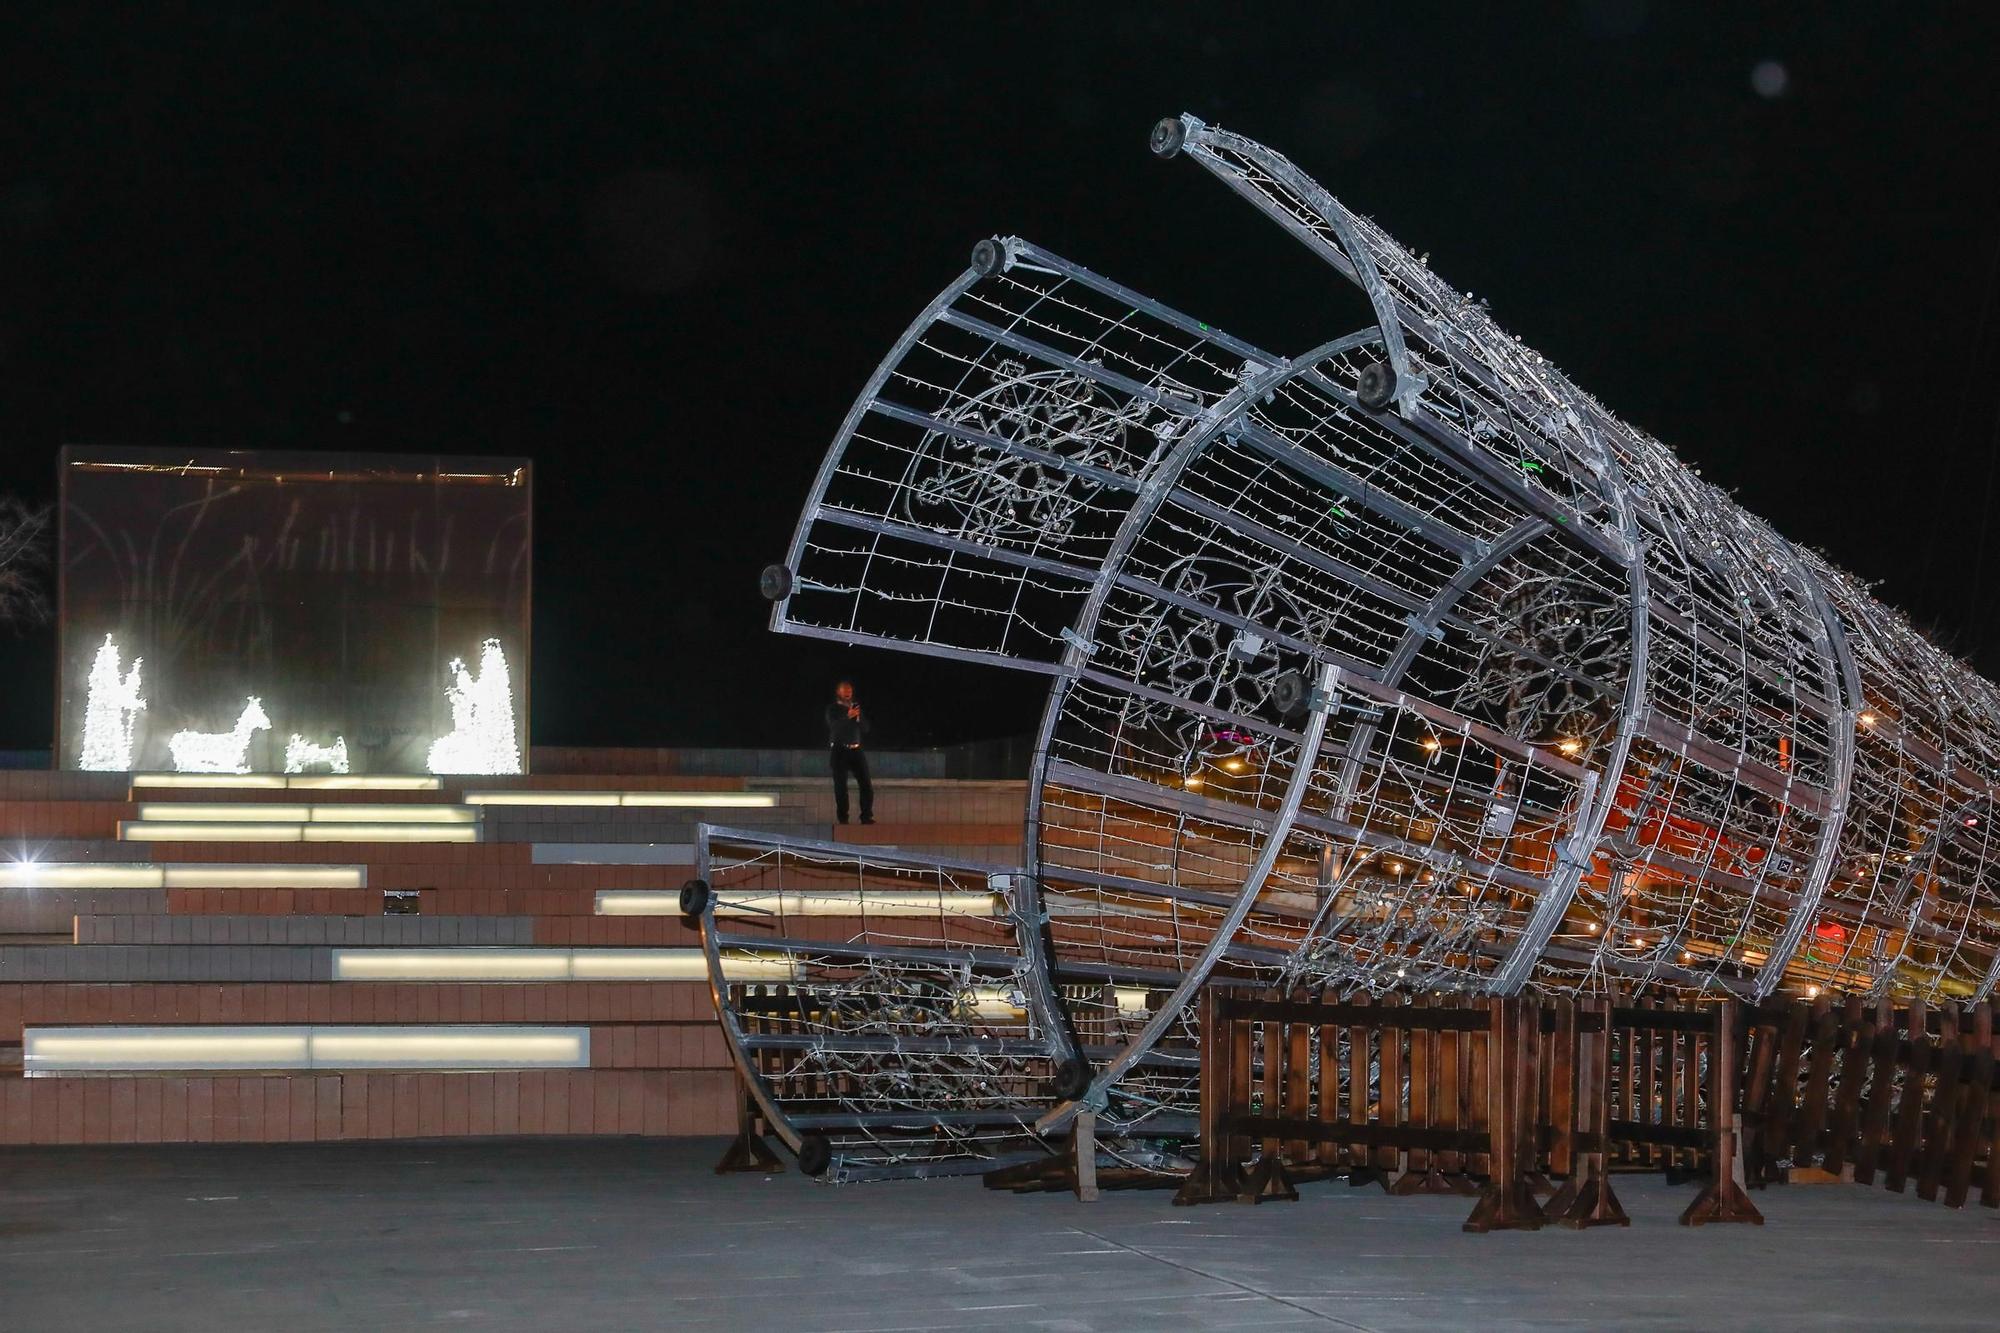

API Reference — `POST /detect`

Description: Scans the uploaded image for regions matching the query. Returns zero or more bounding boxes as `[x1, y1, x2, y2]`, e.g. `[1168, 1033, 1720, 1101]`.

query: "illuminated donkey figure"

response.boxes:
[168, 697, 272, 774]
[283, 734, 350, 774]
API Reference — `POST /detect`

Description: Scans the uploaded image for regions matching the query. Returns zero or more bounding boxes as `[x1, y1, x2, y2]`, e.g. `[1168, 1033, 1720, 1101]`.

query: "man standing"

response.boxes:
[825, 679, 874, 825]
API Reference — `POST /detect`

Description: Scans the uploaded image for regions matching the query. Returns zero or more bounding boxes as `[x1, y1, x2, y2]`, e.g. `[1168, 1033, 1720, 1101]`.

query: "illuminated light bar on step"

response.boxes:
[118, 821, 478, 843]
[330, 947, 793, 981]
[131, 773, 443, 791]
[23, 1025, 589, 1073]
[593, 889, 1003, 917]
[0, 862, 367, 889]
[133, 803, 477, 823]
[462, 790, 777, 808]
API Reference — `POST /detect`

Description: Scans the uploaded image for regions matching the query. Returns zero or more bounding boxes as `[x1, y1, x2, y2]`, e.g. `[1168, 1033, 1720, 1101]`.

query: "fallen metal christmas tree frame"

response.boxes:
[703, 113, 2000, 1182]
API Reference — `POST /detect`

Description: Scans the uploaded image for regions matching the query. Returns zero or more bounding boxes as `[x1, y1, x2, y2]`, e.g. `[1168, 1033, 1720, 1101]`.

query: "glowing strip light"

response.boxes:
[330, 948, 793, 981]
[462, 791, 777, 808]
[0, 863, 366, 889]
[593, 889, 1003, 917]
[119, 822, 478, 843]
[23, 1025, 588, 1073]
[131, 774, 443, 791]
[133, 803, 477, 824]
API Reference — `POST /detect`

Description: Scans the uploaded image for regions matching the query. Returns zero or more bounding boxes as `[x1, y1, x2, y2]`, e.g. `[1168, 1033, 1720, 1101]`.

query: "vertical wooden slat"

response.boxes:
[1852, 994, 1900, 1186]
[1915, 1003, 1964, 1202]
[1315, 1017, 1340, 1169]
[1377, 993, 1403, 1175]
[1823, 996, 1867, 1176]
[1763, 1001, 1811, 1166]
[1547, 998, 1575, 1179]
[1885, 998, 1931, 1194]
[1619, 1005, 1641, 1165]
[1943, 1002, 1993, 1208]
[1738, 1003, 1781, 1178]
[1349, 994, 1372, 1173]
[1406, 995, 1432, 1176]
[1285, 1005, 1312, 1168]
[1439, 998, 1463, 1175]
[1794, 996, 1838, 1167]
[1469, 1000, 1492, 1177]
[1678, 1022, 1699, 1173]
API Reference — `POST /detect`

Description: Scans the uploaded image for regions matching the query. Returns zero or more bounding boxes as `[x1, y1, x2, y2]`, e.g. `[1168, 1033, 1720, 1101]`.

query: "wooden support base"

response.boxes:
[1679, 1177, 1765, 1226]
[1237, 1154, 1299, 1204]
[1547, 1172, 1630, 1228]
[1390, 1164, 1477, 1196]
[1463, 1179, 1546, 1233]
[1171, 1152, 1248, 1205]
[713, 1126, 786, 1174]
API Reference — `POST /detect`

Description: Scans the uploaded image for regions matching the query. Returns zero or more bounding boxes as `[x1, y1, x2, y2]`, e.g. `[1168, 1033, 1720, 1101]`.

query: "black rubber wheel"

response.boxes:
[1356, 360, 1397, 411]
[1270, 670, 1309, 718]
[970, 237, 1006, 277]
[796, 1132, 833, 1177]
[1053, 1056, 1093, 1102]
[1149, 116, 1187, 158]
[758, 563, 793, 601]
[678, 877, 711, 916]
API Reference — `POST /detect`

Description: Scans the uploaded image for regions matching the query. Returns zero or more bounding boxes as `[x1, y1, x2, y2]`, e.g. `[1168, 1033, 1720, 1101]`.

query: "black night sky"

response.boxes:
[5, 4, 1998, 752]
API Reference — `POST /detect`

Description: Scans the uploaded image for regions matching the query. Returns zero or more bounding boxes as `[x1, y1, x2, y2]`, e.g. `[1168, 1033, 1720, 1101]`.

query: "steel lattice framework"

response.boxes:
[698, 114, 2000, 1180]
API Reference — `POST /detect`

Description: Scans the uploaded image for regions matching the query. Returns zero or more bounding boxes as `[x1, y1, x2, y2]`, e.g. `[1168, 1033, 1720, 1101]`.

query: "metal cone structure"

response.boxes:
[696, 114, 2000, 1180]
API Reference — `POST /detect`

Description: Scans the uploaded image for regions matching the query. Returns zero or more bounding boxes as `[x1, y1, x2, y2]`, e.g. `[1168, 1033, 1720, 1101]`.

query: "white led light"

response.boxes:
[120, 822, 306, 842]
[427, 639, 521, 776]
[130, 773, 289, 789]
[24, 1025, 588, 1072]
[306, 1028, 584, 1069]
[167, 697, 271, 774]
[136, 803, 313, 823]
[330, 948, 789, 981]
[286, 775, 440, 791]
[0, 863, 163, 889]
[614, 791, 775, 807]
[592, 889, 1001, 917]
[462, 790, 778, 808]
[305, 805, 475, 824]
[0, 862, 366, 889]
[130, 773, 441, 791]
[463, 791, 621, 807]
[26, 1027, 309, 1071]
[79, 634, 145, 771]
[334, 950, 570, 981]
[283, 734, 350, 774]
[300, 823, 478, 843]
[130, 803, 476, 825]
[121, 821, 477, 843]
[161, 864, 366, 888]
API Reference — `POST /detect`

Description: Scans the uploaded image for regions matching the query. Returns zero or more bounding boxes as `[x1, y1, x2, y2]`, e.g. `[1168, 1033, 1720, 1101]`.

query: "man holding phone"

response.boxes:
[825, 679, 874, 825]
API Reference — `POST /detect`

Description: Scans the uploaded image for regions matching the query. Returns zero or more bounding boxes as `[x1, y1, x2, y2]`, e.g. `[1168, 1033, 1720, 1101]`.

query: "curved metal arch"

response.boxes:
[1017, 329, 1387, 1102]
[1751, 572, 1863, 998]
[1163, 114, 1424, 415]
[770, 267, 981, 634]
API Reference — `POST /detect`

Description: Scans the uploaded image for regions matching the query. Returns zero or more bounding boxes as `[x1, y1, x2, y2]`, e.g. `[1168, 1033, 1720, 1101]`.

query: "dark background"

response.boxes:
[5, 3, 1998, 751]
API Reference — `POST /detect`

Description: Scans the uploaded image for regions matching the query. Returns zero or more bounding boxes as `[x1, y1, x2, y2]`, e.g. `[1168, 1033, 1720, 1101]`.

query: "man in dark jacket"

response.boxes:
[825, 680, 874, 824]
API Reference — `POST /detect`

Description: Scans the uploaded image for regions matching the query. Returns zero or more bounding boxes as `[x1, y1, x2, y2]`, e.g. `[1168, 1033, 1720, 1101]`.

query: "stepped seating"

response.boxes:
[0, 763, 1024, 1145]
